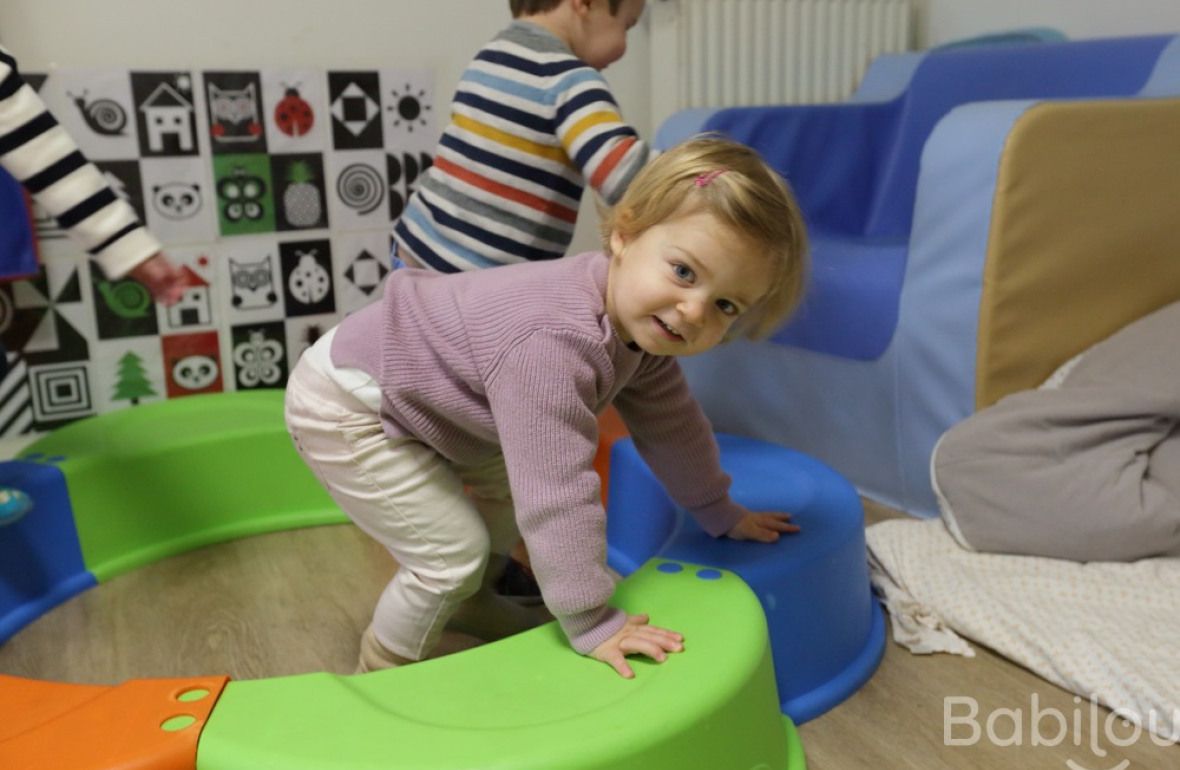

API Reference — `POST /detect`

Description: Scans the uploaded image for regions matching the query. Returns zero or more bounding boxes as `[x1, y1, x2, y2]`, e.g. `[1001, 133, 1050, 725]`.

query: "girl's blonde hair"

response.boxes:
[600, 135, 808, 340]
[511, 0, 626, 16]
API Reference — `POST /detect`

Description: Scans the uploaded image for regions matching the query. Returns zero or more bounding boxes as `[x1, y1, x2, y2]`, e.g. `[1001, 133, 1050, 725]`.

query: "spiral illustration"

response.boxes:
[336, 163, 384, 215]
[88, 99, 127, 134]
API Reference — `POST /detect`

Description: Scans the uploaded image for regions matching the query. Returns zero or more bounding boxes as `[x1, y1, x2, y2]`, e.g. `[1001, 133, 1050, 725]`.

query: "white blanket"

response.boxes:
[866, 518, 1180, 742]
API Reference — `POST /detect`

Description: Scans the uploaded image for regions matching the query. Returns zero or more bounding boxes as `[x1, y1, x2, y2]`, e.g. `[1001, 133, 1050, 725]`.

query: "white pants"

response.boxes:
[284, 337, 519, 660]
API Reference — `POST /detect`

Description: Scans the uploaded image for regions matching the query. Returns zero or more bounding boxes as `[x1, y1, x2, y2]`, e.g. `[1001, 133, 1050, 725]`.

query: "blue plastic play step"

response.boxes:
[606, 433, 885, 723]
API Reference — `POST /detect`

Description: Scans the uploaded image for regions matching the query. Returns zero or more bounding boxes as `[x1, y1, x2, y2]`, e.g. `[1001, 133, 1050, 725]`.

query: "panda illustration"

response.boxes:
[151, 182, 203, 220]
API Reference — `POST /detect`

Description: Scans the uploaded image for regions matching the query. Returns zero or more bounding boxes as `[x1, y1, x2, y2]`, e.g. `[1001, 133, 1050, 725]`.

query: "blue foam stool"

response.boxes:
[606, 433, 885, 723]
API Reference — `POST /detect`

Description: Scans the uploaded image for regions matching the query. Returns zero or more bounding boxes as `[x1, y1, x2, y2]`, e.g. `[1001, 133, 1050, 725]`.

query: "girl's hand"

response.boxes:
[590, 613, 684, 679]
[128, 252, 187, 306]
[726, 511, 800, 542]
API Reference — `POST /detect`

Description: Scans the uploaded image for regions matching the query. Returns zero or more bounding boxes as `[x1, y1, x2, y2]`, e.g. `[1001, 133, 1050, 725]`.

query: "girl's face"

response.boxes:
[605, 209, 771, 357]
[572, 0, 645, 70]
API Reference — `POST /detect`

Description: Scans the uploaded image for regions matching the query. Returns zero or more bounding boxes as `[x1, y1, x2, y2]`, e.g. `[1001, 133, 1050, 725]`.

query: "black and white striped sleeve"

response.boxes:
[0, 45, 160, 279]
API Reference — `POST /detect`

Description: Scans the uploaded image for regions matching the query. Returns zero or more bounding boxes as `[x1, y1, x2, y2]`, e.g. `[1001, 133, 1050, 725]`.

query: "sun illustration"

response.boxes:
[387, 84, 431, 132]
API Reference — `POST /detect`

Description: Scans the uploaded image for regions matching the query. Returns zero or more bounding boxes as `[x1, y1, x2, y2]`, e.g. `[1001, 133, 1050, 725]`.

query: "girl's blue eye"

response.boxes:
[673, 263, 694, 281]
[717, 299, 739, 316]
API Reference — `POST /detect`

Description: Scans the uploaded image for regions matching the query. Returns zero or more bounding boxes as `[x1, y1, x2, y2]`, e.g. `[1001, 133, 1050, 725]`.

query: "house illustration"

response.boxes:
[140, 82, 194, 153]
[166, 264, 212, 328]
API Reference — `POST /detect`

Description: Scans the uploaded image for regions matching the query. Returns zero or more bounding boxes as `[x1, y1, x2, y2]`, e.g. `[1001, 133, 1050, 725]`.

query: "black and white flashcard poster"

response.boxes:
[386, 150, 434, 221]
[279, 238, 335, 317]
[140, 156, 218, 244]
[3, 260, 91, 364]
[270, 153, 329, 231]
[2, 63, 433, 440]
[229, 320, 287, 390]
[383, 70, 435, 142]
[0, 339, 34, 436]
[157, 246, 218, 334]
[218, 236, 283, 325]
[284, 313, 335, 365]
[39, 68, 140, 160]
[261, 69, 331, 153]
[130, 71, 201, 157]
[10, 260, 98, 432]
[91, 336, 167, 413]
[27, 358, 95, 431]
[89, 258, 160, 340]
[328, 72, 384, 150]
[326, 150, 387, 230]
[203, 71, 268, 155]
[332, 232, 391, 315]
[162, 329, 223, 398]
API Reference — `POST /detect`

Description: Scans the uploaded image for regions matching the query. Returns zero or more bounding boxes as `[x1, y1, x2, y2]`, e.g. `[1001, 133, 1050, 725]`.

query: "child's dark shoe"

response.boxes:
[493, 557, 544, 606]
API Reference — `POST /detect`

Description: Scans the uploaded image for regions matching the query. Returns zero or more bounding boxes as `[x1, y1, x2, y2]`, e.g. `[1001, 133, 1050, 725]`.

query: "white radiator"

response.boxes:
[649, 0, 913, 123]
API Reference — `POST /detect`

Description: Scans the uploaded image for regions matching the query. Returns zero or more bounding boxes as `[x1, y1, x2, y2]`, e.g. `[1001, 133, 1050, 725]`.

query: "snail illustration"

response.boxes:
[97, 280, 152, 319]
[69, 90, 127, 136]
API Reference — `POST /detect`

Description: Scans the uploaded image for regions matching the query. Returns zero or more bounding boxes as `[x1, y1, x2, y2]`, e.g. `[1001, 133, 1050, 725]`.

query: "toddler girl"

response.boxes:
[284, 135, 808, 677]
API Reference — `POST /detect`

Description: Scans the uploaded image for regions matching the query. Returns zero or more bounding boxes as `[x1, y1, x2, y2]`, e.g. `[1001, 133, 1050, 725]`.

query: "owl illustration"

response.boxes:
[230, 255, 278, 309]
[208, 83, 262, 142]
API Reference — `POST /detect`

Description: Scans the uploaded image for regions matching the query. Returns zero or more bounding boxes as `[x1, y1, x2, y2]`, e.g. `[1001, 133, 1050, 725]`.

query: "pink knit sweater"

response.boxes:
[332, 251, 744, 653]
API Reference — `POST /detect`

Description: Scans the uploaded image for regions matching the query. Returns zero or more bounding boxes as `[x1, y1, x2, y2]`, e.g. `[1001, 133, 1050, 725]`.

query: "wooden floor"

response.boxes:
[1, 500, 1175, 768]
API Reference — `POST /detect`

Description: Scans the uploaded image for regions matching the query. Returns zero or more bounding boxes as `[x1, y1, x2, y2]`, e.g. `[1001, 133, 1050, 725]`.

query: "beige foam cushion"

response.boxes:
[975, 97, 1180, 409]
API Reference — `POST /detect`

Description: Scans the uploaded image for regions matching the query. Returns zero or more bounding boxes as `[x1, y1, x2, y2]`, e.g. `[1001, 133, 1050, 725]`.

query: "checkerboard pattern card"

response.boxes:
[1, 65, 434, 438]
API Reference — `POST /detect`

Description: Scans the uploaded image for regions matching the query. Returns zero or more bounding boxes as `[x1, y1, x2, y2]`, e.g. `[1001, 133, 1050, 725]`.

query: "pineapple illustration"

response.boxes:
[283, 160, 323, 227]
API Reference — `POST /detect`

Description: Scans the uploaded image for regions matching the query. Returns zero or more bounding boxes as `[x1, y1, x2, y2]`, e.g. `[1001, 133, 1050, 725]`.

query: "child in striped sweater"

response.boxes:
[395, 0, 654, 601]
[0, 46, 185, 302]
[0, 45, 186, 525]
[392, 0, 651, 273]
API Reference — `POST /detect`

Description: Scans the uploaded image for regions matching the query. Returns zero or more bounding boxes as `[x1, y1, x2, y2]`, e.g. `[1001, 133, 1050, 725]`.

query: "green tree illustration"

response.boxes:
[112, 351, 156, 406]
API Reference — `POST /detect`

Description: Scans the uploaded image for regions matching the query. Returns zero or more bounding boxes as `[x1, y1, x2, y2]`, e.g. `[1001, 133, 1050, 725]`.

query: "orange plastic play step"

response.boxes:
[0, 673, 228, 770]
[593, 405, 630, 505]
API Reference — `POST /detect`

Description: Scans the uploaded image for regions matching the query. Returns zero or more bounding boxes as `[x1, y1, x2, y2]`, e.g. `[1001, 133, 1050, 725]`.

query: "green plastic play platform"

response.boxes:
[19, 389, 343, 582]
[199, 560, 804, 769]
[2, 391, 806, 769]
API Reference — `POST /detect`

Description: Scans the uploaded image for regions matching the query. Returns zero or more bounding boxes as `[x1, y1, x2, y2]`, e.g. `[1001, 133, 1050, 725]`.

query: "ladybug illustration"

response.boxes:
[275, 85, 314, 137]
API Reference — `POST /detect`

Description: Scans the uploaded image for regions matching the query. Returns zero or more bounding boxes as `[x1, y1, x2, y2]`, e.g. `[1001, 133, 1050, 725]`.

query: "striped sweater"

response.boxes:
[0, 45, 161, 279]
[392, 21, 650, 273]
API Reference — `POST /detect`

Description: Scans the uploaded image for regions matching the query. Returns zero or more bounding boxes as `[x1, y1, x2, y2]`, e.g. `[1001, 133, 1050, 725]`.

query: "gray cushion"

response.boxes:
[932, 300, 1180, 561]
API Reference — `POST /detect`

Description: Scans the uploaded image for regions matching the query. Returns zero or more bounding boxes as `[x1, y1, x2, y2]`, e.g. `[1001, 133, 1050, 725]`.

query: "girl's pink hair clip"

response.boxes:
[694, 168, 728, 187]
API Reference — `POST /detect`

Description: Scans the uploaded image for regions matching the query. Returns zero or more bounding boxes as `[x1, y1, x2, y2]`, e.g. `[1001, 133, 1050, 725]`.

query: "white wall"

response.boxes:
[915, 0, 1180, 47]
[0, 0, 653, 253]
[5, 0, 1179, 250]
